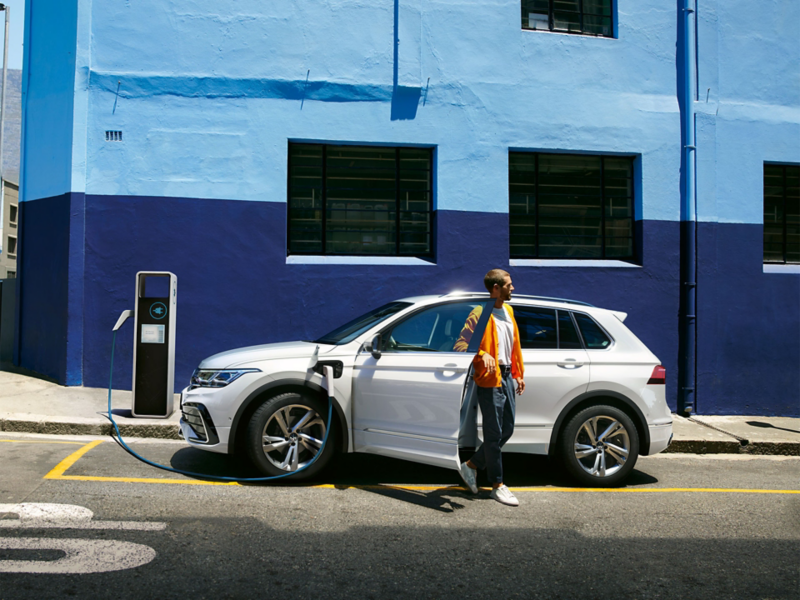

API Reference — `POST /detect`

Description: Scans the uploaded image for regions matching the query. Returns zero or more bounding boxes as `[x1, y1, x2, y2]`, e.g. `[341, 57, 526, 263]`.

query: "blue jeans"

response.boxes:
[469, 371, 516, 485]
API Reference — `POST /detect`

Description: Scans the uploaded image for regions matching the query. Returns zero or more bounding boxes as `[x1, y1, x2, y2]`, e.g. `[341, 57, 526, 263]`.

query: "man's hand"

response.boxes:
[515, 378, 525, 395]
[481, 353, 496, 373]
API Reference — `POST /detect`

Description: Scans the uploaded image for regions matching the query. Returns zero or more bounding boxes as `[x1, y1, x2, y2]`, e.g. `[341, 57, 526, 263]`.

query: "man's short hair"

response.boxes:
[484, 269, 510, 292]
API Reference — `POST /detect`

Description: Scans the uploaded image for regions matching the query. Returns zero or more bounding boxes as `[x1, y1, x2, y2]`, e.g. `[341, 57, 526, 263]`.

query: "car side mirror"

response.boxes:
[369, 334, 382, 360]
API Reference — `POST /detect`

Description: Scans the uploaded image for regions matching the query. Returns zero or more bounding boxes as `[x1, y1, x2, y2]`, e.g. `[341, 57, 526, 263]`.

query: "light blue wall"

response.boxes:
[696, 0, 800, 225]
[84, 0, 680, 220]
[20, 0, 78, 202]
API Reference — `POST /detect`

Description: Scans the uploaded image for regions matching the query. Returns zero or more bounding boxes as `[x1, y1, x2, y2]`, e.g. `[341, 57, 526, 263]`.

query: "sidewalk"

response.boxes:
[0, 369, 798, 454]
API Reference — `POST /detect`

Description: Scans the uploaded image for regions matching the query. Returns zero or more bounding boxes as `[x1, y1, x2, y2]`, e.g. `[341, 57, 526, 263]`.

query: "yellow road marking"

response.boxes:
[43, 440, 800, 494]
[312, 484, 800, 494]
[44, 439, 105, 479]
[52, 474, 240, 486]
[0, 439, 85, 445]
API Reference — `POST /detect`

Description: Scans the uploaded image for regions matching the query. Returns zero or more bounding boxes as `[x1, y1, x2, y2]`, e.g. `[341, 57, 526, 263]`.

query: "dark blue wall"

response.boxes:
[73, 194, 681, 410]
[25, 193, 800, 416]
[697, 223, 800, 416]
[16, 193, 84, 383]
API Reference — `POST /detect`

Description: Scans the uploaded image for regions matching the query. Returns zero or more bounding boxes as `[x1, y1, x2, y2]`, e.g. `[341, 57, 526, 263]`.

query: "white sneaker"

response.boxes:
[458, 462, 478, 494]
[490, 485, 519, 507]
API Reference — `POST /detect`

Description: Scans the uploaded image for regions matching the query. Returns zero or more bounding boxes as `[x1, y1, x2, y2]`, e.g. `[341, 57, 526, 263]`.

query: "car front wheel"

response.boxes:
[246, 392, 335, 480]
[559, 405, 639, 487]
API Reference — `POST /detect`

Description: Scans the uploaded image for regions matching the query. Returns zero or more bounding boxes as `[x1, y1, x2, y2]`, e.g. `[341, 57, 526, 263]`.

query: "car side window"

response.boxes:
[383, 302, 481, 353]
[513, 306, 558, 349]
[558, 311, 583, 349]
[573, 313, 612, 349]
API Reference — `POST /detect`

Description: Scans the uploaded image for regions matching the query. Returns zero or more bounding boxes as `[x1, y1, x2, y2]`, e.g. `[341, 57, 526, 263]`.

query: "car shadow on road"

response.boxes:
[167, 446, 659, 508]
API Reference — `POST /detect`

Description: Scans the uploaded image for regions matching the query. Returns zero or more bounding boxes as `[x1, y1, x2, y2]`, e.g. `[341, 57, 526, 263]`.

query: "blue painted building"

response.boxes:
[15, 0, 799, 415]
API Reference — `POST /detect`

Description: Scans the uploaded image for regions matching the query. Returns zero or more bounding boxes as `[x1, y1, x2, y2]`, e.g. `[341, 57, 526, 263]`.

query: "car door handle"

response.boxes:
[557, 359, 584, 369]
[437, 364, 466, 373]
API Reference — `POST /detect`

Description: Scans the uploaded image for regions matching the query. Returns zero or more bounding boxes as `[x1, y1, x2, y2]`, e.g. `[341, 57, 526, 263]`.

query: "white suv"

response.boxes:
[180, 293, 673, 486]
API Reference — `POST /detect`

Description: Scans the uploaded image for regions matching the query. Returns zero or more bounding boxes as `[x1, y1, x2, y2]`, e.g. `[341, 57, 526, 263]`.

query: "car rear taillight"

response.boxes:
[648, 365, 666, 385]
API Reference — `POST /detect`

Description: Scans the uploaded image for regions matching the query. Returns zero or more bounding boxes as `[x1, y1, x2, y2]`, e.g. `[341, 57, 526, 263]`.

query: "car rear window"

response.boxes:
[558, 311, 583, 349]
[573, 313, 612, 349]
[514, 307, 558, 349]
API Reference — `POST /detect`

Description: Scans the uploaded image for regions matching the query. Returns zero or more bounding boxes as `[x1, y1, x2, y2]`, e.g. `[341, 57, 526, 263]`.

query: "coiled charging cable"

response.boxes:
[102, 330, 333, 482]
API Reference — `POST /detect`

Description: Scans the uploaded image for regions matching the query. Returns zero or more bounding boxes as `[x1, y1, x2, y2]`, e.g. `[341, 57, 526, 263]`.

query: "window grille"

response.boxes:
[522, 0, 614, 38]
[288, 144, 433, 257]
[763, 164, 800, 264]
[509, 152, 635, 260]
[105, 130, 123, 141]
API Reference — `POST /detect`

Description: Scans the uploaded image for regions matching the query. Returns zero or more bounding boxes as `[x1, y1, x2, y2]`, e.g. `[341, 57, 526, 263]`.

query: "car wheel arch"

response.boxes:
[229, 379, 348, 456]
[548, 390, 651, 458]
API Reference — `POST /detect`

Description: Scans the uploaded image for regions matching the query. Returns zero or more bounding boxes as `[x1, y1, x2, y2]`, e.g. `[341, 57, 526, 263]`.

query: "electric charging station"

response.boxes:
[113, 271, 177, 418]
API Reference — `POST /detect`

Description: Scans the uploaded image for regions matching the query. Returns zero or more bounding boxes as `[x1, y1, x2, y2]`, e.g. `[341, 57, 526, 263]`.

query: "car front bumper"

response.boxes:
[179, 386, 234, 454]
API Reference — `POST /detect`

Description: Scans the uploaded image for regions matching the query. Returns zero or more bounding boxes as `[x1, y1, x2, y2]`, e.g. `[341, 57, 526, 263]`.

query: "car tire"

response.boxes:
[246, 392, 335, 480]
[559, 405, 639, 487]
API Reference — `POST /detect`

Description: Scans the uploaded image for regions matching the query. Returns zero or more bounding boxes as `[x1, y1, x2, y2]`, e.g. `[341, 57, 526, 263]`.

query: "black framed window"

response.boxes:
[509, 152, 635, 259]
[763, 164, 800, 264]
[573, 312, 612, 349]
[514, 306, 585, 349]
[522, 0, 614, 37]
[288, 143, 433, 257]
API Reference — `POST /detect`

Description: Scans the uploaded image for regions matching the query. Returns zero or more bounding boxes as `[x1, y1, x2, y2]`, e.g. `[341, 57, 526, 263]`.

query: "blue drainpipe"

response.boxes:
[679, 0, 697, 415]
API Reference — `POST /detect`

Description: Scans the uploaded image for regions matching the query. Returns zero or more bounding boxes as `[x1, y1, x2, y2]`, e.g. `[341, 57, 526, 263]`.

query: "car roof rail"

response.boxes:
[514, 295, 595, 307]
[440, 291, 487, 297]
[441, 291, 594, 307]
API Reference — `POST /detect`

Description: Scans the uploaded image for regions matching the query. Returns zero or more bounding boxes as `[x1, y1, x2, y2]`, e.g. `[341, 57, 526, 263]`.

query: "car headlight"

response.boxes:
[190, 368, 260, 389]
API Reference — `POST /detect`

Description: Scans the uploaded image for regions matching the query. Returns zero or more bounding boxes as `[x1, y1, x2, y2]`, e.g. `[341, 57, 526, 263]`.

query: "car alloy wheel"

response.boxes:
[560, 404, 639, 487]
[573, 414, 630, 477]
[246, 392, 335, 479]
[261, 403, 326, 471]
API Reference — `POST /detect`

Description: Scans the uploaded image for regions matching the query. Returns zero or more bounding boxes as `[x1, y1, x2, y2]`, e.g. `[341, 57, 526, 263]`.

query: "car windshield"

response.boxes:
[314, 302, 413, 345]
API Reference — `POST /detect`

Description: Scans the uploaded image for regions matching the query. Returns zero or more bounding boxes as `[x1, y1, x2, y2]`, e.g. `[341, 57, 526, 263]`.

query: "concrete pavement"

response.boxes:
[0, 367, 798, 454]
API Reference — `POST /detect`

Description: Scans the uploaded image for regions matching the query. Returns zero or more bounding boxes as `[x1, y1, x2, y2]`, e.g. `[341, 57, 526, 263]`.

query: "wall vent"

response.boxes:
[105, 130, 123, 141]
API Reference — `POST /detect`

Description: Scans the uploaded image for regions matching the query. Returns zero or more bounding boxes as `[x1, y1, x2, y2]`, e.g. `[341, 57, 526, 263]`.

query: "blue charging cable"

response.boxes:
[103, 330, 333, 482]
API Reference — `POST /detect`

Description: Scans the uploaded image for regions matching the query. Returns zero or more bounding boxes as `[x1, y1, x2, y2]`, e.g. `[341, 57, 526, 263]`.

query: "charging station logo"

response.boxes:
[150, 302, 167, 320]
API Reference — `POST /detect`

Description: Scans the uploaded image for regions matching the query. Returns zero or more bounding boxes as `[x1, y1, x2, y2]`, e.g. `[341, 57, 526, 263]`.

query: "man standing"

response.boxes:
[454, 269, 525, 506]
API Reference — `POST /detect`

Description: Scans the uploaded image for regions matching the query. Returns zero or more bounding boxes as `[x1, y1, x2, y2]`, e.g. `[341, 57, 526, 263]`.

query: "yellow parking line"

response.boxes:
[53, 474, 240, 486]
[44, 439, 105, 479]
[43, 441, 800, 494]
[318, 484, 800, 494]
[0, 438, 85, 445]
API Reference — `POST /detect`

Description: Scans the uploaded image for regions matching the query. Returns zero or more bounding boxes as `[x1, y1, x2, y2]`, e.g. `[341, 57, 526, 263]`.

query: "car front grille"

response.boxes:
[181, 403, 219, 445]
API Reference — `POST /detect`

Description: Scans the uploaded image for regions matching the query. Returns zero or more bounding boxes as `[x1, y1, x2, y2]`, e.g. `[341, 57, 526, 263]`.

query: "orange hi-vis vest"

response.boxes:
[453, 303, 524, 388]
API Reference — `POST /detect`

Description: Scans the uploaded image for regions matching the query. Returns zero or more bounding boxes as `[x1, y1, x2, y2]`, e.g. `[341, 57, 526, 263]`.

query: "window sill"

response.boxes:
[763, 264, 800, 274]
[510, 259, 640, 268]
[521, 28, 616, 40]
[287, 255, 435, 266]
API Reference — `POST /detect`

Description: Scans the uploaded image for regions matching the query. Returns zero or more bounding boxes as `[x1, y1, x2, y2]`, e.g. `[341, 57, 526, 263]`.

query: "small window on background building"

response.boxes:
[288, 144, 433, 257]
[763, 164, 800, 264]
[9, 204, 17, 225]
[509, 152, 635, 260]
[7, 236, 16, 256]
[522, 0, 614, 38]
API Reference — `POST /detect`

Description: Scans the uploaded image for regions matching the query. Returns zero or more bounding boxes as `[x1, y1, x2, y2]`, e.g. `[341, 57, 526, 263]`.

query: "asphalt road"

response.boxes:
[1, 432, 798, 599]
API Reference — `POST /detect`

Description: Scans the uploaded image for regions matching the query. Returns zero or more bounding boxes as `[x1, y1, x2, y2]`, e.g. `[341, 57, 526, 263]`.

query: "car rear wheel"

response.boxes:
[559, 405, 639, 487]
[246, 392, 335, 480]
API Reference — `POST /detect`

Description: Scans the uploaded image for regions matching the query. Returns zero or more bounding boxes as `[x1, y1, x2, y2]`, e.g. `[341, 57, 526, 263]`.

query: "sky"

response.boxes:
[1, 0, 24, 70]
